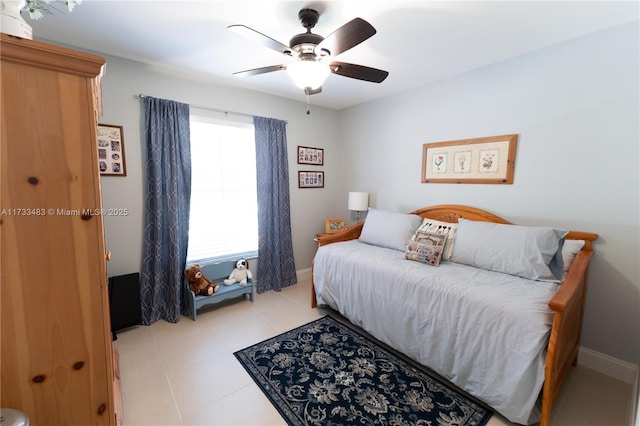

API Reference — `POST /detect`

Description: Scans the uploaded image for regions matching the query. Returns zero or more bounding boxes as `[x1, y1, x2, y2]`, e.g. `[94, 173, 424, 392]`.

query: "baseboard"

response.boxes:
[578, 346, 638, 384]
[296, 268, 312, 282]
[629, 370, 639, 426]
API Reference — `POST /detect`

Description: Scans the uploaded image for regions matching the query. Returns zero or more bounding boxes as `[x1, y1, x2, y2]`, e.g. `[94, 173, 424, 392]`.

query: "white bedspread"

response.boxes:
[313, 240, 559, 425]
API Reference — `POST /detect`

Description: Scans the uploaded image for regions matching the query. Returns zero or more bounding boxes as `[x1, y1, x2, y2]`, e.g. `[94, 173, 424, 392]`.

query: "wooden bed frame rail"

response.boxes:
[311, 204, 597, 426]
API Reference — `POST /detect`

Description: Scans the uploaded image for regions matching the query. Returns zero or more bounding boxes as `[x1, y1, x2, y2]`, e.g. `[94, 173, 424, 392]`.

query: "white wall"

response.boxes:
[95, 55, 340, 279]
[335, 22, 639, 365]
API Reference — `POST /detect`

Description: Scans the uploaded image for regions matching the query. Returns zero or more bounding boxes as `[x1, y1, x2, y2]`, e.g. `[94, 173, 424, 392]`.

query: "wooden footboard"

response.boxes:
[541, 233, 596, 426]
[311, 204, 597, 425]
[311, 222, 364, 308]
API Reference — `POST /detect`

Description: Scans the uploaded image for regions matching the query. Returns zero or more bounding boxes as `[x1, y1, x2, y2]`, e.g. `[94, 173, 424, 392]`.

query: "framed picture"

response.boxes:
[325, 217, 345, 234]
[297, 146, 324, 166]
[421, 134, 517, 184]
[298, 171, 324, 188]
[97, 124, 127, 176]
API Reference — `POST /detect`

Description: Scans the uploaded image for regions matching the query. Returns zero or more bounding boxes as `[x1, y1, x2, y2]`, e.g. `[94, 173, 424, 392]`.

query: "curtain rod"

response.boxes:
[136, 94, 287, 123]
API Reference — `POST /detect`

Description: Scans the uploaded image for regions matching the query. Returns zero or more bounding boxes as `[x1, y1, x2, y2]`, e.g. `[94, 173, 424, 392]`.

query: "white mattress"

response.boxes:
[313, 240, 558, 425]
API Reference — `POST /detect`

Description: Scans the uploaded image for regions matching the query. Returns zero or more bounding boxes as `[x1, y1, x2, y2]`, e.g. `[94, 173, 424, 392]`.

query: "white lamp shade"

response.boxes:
[286, 60, 330, 90]
[348, 192, 369, 212]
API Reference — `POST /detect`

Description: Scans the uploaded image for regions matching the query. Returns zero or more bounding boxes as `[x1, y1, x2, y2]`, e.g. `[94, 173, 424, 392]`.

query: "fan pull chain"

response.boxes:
[306, 90, 311, 115]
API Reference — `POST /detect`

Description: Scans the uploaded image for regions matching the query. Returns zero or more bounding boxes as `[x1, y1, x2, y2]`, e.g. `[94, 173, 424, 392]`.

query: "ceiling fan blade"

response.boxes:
[233, 65, 286, 77]
[329, 61, 389, 83]
[228, 24, 293, 56]
[305, 86, 322, 96]
[316, 18, 376, 57]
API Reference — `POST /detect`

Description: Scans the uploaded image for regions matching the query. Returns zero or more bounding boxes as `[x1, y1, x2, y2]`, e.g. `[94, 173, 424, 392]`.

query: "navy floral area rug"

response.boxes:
[234, 315, 493, 426]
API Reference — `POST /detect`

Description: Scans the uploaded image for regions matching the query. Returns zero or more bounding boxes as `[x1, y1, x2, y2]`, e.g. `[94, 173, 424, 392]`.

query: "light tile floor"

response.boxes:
[115, 277, 633, 426]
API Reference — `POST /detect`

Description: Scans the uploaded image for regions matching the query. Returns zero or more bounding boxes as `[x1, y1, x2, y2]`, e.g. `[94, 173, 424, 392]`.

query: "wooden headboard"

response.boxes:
[316, 204, 597, 250]
[411, 204, 511, 224]
[412, 204, 597, 250]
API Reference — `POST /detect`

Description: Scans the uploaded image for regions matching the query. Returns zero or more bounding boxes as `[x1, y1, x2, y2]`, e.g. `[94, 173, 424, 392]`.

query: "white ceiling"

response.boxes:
[29, 1, 638, 110]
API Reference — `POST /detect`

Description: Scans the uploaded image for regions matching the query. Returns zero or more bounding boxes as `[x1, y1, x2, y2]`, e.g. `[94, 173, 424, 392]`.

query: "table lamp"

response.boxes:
[348, 192, 369, 223]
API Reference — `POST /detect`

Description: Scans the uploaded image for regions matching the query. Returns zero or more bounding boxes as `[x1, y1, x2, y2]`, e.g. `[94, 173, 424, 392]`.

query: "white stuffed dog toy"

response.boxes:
[224, 259, 253, 287]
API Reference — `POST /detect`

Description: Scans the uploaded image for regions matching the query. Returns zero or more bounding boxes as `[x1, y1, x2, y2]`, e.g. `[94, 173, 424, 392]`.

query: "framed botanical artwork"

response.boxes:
[325, 217, 345, 234]
[297, 146, 324, 166]
[97, 124, 127, 176]
[298, 171, 324, 188]
[421, 134, 517, 184]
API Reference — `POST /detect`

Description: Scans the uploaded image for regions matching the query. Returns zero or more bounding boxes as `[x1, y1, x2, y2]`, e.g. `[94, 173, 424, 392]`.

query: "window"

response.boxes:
[186, 112, 258, 264]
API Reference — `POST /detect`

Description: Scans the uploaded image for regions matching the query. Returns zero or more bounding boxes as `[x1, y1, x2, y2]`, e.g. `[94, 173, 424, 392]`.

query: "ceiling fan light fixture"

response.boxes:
[287, 60, 330, 90]
[230, 8, 388, 94]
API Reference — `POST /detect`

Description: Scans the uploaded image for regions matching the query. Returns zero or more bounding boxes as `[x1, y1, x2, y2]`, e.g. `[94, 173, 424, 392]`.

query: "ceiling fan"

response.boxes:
[228, 8, 389, 96]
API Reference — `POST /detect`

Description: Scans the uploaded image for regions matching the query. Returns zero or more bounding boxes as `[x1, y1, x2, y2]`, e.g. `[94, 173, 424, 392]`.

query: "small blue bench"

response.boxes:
[184, 260, 254, 321]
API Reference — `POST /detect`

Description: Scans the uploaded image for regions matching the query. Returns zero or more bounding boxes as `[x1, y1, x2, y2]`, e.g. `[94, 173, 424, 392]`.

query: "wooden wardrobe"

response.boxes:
[1, 34, 122, 425]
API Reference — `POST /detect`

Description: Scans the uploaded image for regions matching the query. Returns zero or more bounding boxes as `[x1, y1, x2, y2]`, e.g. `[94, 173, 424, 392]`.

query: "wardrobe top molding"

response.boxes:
[1, 33, 105, 77]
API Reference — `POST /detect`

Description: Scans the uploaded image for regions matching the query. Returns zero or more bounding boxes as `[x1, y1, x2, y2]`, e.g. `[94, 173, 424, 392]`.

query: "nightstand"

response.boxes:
[315, 228, 349, 243]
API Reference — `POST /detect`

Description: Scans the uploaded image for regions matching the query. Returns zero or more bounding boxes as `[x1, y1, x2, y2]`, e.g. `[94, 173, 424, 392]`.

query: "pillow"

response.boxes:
[359, 208, 422, 252]
[452, 218, 568, 282]
[412, 218, 458, 261]
[562, 240, 585, 272]
[404, 233, 447, 266]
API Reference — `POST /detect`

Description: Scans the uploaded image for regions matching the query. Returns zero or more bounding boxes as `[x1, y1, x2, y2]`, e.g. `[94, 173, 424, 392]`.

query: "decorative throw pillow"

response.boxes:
[404, 233, 447, 266]
[452, 218, 568, 282]
[359, 208, 422, 252]
[412, 218, 458, 261]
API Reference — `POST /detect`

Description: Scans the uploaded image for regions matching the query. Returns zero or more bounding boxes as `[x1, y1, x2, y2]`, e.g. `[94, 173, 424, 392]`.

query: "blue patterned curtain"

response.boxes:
[140, 96, 191, 324]
[254, 116, 297, 293]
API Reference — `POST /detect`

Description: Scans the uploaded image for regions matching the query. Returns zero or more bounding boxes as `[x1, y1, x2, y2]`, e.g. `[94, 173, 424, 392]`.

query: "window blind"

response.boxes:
[186, 114, 258, 264]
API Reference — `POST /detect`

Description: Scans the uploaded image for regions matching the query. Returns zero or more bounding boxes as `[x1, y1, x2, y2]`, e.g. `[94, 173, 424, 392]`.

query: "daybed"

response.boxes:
[311, 204, 597, 426]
